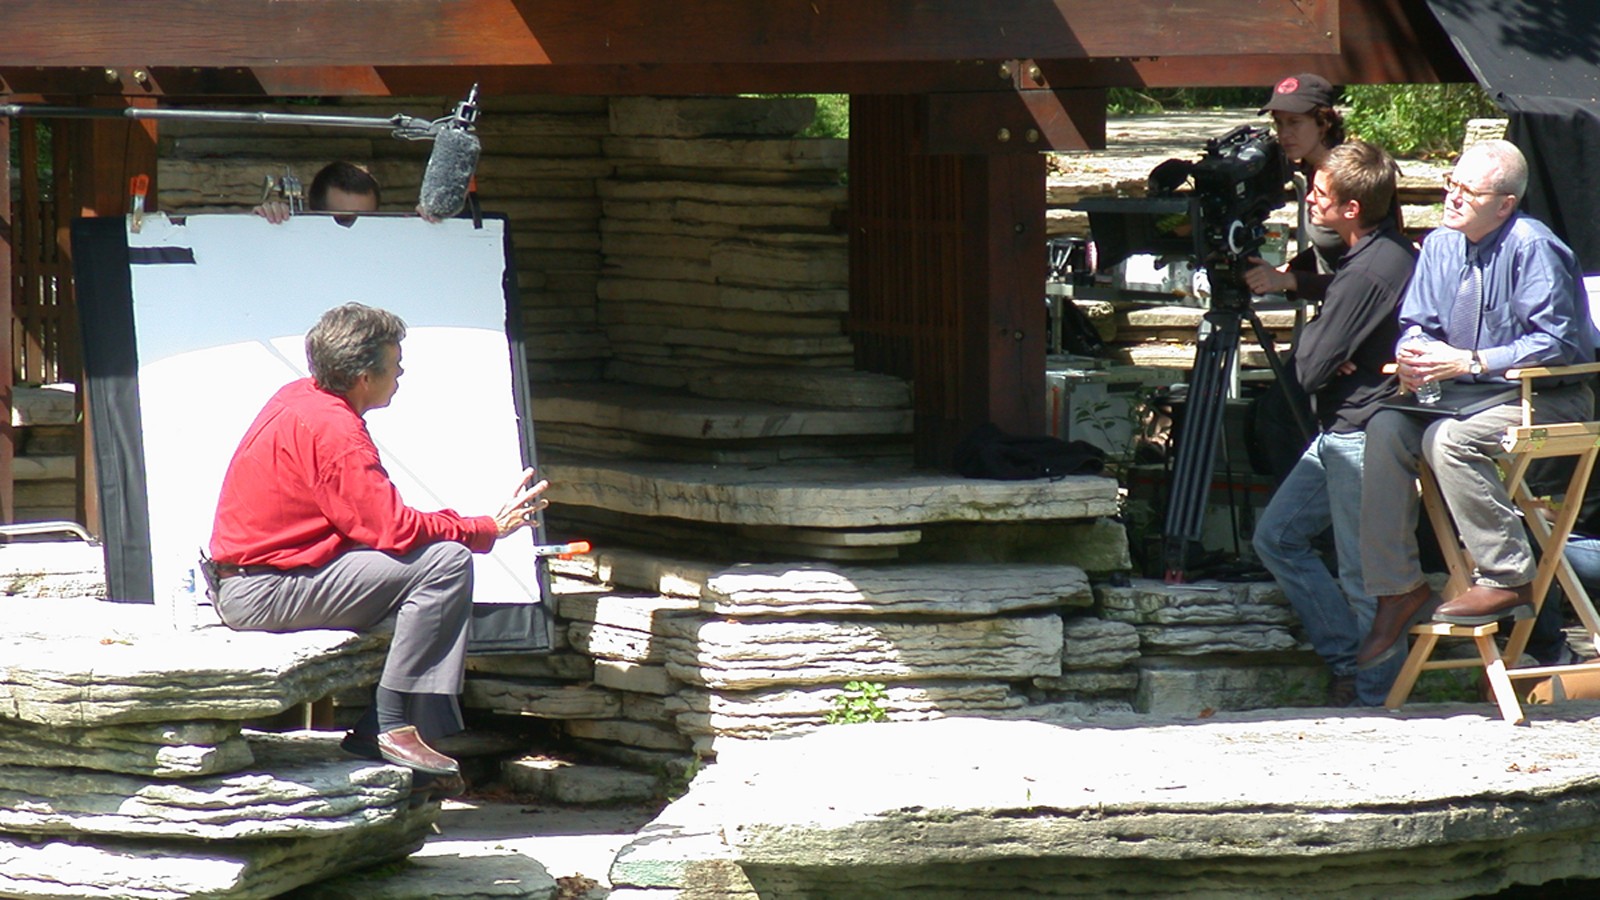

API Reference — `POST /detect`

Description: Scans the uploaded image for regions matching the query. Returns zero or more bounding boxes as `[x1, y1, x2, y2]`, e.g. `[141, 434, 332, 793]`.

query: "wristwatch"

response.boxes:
[1468, 352, 1485, 376]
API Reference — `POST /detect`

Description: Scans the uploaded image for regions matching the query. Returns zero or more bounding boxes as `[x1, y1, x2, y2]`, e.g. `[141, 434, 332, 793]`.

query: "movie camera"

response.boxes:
[1076, 125, 1307, 581]
[1078, 125, 1289, 309]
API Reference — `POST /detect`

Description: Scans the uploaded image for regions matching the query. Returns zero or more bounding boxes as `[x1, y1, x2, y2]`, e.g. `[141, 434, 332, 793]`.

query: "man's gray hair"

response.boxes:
[1467, 138, 1529, 201]
[306, 303, 407, 393]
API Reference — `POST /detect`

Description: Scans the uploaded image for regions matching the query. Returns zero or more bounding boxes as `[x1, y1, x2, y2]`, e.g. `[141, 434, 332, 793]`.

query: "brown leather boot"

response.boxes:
[1357, 583, 1432, 669]
[1434, 583, 1534, 625]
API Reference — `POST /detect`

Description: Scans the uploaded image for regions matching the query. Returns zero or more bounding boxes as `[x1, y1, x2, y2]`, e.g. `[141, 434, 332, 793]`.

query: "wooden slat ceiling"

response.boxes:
[0, 0, 1467, 99]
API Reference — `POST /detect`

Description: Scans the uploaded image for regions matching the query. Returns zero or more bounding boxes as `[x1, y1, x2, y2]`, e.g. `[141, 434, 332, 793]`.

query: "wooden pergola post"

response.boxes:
[849, 90, 1071, 466]
[1, 110, 14, 522]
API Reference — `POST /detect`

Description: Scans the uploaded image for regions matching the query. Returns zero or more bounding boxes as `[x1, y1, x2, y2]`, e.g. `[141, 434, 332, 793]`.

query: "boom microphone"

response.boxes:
[418, 85, 483, 220]
[418, 125, 480, 220]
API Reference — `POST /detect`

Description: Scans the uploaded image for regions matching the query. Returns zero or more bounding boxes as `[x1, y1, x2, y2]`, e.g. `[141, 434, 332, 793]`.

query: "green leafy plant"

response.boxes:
[1344, 83, 1502, 158]
[826, 680, 889, 724]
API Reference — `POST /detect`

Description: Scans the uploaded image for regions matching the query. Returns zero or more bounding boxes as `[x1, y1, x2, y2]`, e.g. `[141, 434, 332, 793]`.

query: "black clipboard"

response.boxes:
[1380, 381, 1520, 418]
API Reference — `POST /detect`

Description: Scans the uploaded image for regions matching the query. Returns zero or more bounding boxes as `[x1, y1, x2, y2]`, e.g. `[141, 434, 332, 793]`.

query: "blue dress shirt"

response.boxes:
[1397, 210, 1592, 378]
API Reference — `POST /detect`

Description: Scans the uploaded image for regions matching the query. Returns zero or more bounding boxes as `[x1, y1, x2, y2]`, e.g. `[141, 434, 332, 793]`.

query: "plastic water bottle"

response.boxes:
[1415, 378, 1442, 406]
[169, 568, 199, 631]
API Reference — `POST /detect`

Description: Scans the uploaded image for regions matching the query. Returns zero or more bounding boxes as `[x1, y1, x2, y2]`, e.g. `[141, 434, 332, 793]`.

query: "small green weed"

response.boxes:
[826, 680, 889, 725]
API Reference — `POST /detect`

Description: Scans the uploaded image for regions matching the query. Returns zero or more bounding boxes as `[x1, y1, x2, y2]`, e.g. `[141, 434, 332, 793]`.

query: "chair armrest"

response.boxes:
[1504, 361, 1600, 380]
[1502, 361, 1600, 427]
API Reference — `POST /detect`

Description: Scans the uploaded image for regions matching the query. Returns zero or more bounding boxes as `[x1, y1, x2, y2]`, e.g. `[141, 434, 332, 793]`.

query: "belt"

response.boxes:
[214, 563, 282, 580]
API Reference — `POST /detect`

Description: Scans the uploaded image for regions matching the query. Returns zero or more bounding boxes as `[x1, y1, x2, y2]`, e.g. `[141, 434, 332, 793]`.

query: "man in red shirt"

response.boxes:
[209, 302, 549, 780]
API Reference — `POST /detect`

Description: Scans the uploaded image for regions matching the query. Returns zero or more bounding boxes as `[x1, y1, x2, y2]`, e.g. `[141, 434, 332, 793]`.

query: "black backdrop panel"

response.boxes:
[1427, 0, 1600, 271]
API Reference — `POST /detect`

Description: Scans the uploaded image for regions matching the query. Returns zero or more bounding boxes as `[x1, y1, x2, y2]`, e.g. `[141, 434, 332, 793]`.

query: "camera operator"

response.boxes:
[1244, 73, 1347, 301]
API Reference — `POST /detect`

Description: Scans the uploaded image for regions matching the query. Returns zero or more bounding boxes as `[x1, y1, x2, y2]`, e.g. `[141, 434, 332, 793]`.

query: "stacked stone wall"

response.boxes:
[145, 94, 1327, 767]
[0, 585, 438, 899]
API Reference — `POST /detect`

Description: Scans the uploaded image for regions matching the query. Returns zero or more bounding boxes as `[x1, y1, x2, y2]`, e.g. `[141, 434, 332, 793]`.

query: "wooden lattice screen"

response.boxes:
[848, 94, 967, 466]
[10, 119, 79, 387]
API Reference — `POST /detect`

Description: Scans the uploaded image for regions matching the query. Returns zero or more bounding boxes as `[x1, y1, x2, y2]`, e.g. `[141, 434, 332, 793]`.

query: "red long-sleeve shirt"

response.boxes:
[209, 378, 496, 568]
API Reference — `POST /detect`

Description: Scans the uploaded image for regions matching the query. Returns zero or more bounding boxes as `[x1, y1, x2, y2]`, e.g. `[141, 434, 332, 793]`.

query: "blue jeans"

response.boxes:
[1254, 430, 1404, 705]
[1566, 538, 1600, 597]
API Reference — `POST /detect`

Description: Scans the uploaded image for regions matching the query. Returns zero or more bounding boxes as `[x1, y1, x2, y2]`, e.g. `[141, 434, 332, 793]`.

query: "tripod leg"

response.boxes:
[1162, 310, 1242, 582]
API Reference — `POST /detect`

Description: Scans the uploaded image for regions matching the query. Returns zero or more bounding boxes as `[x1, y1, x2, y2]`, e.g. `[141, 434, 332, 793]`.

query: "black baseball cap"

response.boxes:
[1260, 73, 1338, 114]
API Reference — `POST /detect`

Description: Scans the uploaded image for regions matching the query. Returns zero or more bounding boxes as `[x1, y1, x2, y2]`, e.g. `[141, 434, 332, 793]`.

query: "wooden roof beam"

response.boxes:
[0, 1, 1336, 68]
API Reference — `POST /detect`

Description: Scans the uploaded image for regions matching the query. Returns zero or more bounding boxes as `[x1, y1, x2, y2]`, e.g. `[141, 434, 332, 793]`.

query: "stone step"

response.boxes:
[10, 454, 74, 481]
[610, 711, 1600, 898]
[532, 381, 911, 442]
[11, 385, 76, 427]
[500, 756, 661, 805]
[542, 453, 1120, 530]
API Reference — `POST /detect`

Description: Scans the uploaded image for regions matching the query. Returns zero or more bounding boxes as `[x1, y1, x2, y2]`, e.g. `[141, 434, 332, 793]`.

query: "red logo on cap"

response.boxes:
[1277, 77, 1300, 94]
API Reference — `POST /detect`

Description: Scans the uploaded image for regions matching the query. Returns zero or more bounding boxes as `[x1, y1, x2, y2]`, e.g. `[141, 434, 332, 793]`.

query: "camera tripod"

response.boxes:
[1161, 276, 1313, 583]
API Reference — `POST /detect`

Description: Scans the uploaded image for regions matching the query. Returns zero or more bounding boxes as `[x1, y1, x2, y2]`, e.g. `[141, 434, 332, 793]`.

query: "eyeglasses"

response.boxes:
[1443, 175, 1506, 203]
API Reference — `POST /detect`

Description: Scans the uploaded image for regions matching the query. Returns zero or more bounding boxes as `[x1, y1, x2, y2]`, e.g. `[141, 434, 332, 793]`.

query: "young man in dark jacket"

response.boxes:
[1252, 140, 1418, 705]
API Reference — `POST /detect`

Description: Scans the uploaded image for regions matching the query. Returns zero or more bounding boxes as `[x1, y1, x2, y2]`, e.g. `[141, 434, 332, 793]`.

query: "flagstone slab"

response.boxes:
[658, 612, 1064, 689]
[0, 799, 435, 900]
[0, 718, 252, 779]
[1096, 579, 1295, 627]
[567, 621, 673, 665]
[611, 708, 1600, 898]
[0, 597, 386, 728]
[668, 682, 1025, 739]
[533, 382, 911, 440]
[542, 455, 1119, 528]
[1061, 615, 1141, 669]
[0, 542, 106, 598]
[0, 732, 412, 840]
[462, 678, 623, 720]
[701, 562, 1092, 617]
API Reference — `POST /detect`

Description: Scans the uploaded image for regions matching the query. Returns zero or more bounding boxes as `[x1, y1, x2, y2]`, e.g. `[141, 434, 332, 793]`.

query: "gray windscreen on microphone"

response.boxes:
[418, 126, 481, 220]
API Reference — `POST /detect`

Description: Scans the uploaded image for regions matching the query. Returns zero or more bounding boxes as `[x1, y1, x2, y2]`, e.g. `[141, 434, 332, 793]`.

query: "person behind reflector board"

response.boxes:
[253, 160, 382, 224]
[206, 302, 549, 789]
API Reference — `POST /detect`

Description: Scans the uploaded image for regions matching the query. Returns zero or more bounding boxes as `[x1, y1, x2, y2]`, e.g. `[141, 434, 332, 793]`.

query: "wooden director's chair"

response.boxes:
[1385, 361, 1600, 724]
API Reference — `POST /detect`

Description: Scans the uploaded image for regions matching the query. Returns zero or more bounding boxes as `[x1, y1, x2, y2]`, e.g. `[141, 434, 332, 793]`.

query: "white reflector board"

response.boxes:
[74, 212, 548, 650]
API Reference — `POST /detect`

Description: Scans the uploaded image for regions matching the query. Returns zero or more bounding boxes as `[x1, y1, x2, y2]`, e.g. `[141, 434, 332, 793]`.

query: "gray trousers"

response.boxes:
[216, 542, 475, 735]
[1360, 384, 1592, 597]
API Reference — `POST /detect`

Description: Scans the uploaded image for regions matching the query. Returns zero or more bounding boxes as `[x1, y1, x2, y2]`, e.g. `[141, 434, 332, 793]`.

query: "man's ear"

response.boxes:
[1343, 199, 1362, 223]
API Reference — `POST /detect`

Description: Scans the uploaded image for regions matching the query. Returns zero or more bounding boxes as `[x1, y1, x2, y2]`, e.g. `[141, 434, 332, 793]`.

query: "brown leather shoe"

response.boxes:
[1434, 583, 1534, 626]
[376, 726, 460, 776]
[1357, 583, 1433, 670]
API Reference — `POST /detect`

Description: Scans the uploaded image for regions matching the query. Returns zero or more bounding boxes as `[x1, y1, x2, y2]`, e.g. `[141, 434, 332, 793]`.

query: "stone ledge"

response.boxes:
[543, 454, 1120, 528]
[613, 708, 1600, 897]
[533, 381, 911, 441]
[11, 385, 76, 427]
[0, 597, 386, 728]
[0, 732, 413, 840]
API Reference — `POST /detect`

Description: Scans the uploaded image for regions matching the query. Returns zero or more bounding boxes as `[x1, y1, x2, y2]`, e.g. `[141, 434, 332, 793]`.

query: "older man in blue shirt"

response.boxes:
[1355, 139, 1595, 669]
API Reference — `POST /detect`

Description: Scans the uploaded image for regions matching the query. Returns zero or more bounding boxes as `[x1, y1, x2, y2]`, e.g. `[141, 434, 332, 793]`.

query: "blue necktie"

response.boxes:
[1447, 254, 1482, 352]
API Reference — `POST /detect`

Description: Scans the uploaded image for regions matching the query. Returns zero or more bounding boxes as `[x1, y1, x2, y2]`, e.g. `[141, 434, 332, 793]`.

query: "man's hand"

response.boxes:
[253, 200, 294, 224]
[492, 467, 551, 539]
[1396, 340, 1475, 391]
[1243, 257, 1296, 295]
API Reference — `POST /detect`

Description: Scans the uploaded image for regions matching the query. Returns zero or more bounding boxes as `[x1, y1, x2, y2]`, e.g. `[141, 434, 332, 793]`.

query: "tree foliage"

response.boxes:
[1342, 83, 1503, 158]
